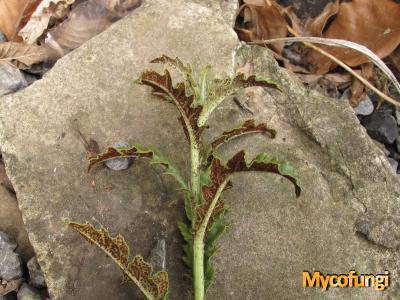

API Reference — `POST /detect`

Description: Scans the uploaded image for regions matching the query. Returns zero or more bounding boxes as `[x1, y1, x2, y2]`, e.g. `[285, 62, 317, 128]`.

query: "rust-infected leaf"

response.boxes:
[198, 73, 280, 126]
[137, 69, 205, 142]
[211, 119, 276, 149]
[67, 221, 169, 300]
[197, 150, 301, 229]
[88, 144, 187, 190]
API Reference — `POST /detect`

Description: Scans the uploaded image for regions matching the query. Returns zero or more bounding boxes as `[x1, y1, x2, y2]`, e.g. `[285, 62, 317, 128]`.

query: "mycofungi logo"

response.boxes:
[303, 271, 390, 291]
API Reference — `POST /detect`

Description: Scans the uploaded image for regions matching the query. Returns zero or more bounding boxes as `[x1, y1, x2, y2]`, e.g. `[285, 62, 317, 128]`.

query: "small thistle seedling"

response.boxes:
[66, 56, 301, 300]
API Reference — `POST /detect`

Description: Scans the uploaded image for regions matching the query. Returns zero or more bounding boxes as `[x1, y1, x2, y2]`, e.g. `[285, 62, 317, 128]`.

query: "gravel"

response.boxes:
[353, 94, 374, 116]
[362, 112, 399, 144]
[0, 65, 28, 97]
[104, 141, 133, 171]
[27, 257, 46, 288]
[0, 248, 22, 280]
[17, 283, 42, 300]
[0, 232, 17, 251]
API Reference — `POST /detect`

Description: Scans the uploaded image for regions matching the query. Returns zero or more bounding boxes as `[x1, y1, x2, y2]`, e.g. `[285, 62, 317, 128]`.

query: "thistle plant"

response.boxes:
[66, 56, 301, 300]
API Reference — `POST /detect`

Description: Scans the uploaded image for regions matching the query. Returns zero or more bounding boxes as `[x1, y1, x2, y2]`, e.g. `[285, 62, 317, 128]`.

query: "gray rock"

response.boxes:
[0, 65, 27, 97]
[356, 213, 400, 249]
[1, 0, 400, 299]
[362, 112, 399, 144]
[22, 73, 38, 86]
[353, 94, 374, 116]
[396, 136, 400, 153]
[17, 284, 42, 300]
[104, 141, 133, 171]
[388, 157, 399, 173]
[0, 248, 22, 280]
[0, 232, 16, 250]
[395, 108, 400, 126]
[0, 186, 34, 262]
[148, 239, 166, 273]
[0, 31, 6, 42]
[27, 257, 46, 288]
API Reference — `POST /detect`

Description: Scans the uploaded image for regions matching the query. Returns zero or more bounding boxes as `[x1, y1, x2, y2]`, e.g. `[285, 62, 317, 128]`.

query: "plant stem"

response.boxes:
[190, 141, 201, 202]
[193, 236, 205, 300]
[193, 178, 230, 300]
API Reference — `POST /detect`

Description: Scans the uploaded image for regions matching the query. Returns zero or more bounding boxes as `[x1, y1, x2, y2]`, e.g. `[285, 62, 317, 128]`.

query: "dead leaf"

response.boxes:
[304, 0, 339, 37]
[0, 42, 54, 69]
[0, 279, 22, 296]
[19, 0, 77, 44]
[235, 0, 288, 53]
[45, 0, 113, 55]
[349, 63, 374, 107]
[0, 0, 42, 41]
[387, 47, 400, 82]
[308, 0, 400, 73]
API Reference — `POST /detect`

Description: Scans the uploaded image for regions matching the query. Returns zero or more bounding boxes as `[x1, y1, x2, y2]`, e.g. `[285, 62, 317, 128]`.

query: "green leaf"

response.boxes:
[66, 221, 168, 300]
[87, 144, 188, 190]
[183, 192, 195, 222]
[204, 264, 215, 291]
[211, 119, 276, 150]
[178, 221, 194, 271]
[198, 74, 281, 126]
[203, 209, 227, 291]
[191, 65, 211, 108]
[178, 221, 192, 243]
[205, 210, 227, 247]
[150, 55, 193, 77]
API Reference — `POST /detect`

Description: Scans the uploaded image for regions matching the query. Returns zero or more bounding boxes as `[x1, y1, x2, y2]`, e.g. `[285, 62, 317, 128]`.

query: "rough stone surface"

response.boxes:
[388, 157, 399, 173]
[17, 284, 42, 300]
[0, 186, 34, 262]
[1, 0, 400, 299]
[27, 256, 46, 288]
[0, 232, 16, 250]
[362, 112, 399, 144]
[148, 238, 166, 273]
[0, 248, 22, 280]
[0, 65, 27, 97]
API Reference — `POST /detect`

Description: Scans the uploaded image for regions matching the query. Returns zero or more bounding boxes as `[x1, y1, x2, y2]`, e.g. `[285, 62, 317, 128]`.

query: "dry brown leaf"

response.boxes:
[19, 0, 76, 44]
[0, 279, 22, 296]
[387, 47, 400, 82]
[304, 0, 339, 37]
[235, 0, 288, 53]
[349, 63, 374, 107]
[45, 0, 141, 56]
[0, 42, 54, 69]
[0, 0, 42, 41]
[308, 0, 400, 73]
[45, 0, 113, 55]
